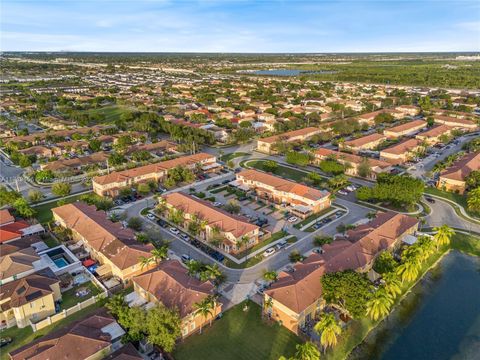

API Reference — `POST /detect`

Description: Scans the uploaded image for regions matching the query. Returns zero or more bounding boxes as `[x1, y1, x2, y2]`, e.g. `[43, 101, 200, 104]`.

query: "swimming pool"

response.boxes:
[53, 257, 69, 268]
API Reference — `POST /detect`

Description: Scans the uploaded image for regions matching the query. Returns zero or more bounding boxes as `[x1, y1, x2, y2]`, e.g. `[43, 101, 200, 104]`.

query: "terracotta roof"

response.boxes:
[93, 152, 214, 186]
[104, 343, 143, 360]
[42, 152, 109, 172]
[9, 310, 116, 360]
[0, 221, 30, 243]
[416, 125, 453, 138]
[126, 140, 178, 155]
[0, 209, 15, 226]
[52, 202, 153, 270]
[434, 115, 477, 127]
[237, 169, 330, 202]
[0, 237, 41, 280]
[381, 138, 421, 155]
[344, 133, 386, 148]
[133, 260, 215, 317]
[440, 151, 480, 181]
[0, 269, 58, 310]
[258, 127, 321, 144]
[384, 119, 427, 134]
[266, 212, 419, 313]
[163, 192, 258, 238]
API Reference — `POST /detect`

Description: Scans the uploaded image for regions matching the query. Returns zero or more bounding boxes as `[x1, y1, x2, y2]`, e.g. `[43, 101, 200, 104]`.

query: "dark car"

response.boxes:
[211, 252, 225, 262]
[425, 197, 436, 204]
[0, 337, 12, 348]
[157, 219, 167, 228]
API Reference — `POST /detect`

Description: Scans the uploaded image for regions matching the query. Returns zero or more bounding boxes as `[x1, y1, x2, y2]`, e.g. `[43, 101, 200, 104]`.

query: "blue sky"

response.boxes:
[2, 0, 479, 52]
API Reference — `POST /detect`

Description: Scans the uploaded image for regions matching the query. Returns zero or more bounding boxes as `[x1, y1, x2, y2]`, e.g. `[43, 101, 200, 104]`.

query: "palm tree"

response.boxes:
[237, 235, 250, 253]
[156, 197, 167, 214]
[314, 313, 342, 351]
[294, 342, 320, 360]
[193, 295, 216, 333]
[139, 255, 154, 269]
[365, 288, 394, 321]
[204, 264, 222, 281]
[263, 297, 273, 318]
[150, 245, 169, 264]
[383, 272, 402, 299]
[186, 259, 202, 276]
[433, 224, 455, 249]
[396, 260, 420, 283]
[263, 270, 278, 283]
[417, 236, 436, 261]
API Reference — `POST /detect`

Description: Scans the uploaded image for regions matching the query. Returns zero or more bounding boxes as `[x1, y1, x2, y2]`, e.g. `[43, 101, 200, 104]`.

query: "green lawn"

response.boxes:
[59, 282, 103, 311]
[65, 105, 133, 124]
[173, 302, 301, 360]
[220, 152, 250, 162]
[246, 160, 309, 183]
[33, 193, 91, 224]
[0, 302, 106, 360]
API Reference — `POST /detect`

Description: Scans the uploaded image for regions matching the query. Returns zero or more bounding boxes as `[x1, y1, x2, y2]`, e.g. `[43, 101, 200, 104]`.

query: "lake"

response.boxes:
[349, 251, 480, 360]
[238, 69, 337, 76]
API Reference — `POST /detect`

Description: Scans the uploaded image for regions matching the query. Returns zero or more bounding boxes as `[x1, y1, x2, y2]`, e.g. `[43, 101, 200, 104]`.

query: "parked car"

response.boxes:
[146, 214, 156, 221]
[275, 240, 288, 250]
[0, 337, 12, 348]
[181, 254, 191, 263]
[169, 227, 180, 235]
[263, 248, 276, 257]
[180, 233, 190, 242]
[157, 219, 167, 227]
[211, 252, 225, 262]
[338, 190, 348, 196]
[425, 197, 436, 204]
[287, 216, 298, 223]
[213, 202, 223, 207]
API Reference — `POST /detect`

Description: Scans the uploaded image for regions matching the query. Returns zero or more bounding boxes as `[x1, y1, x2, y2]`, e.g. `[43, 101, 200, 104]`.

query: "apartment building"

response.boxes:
[383, 120, 427, 138]
[341, 133, 386, 153]
[395, 105, 420, 117]
[9, 311, 125, 360]
[264, 212, 419, 334]
[380, 139, 425, 164]
[92, 153, 217, 197]
[314, 148, 391, 179]
[235, 169, 331, 218]
[257, 127, 324, 154]
[437, 151, 480, 194]
[52, 202, 155, 281]
[433, 115, 478, 131]
[161, 192, 260, 254]
[415, 125, 455, 145]
[133, 260, 222, 338]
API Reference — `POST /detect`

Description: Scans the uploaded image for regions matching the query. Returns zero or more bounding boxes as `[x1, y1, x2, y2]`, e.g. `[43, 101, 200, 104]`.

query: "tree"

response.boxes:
[224, 200, 241, 214]
[127, 216, 143, 231]
[13, 198, 36, 218]
[193, 295, 217, 333]
[200, 264, 222, 282]
[467, 187, 480, 213]
[27, 189, 44, 203]
[318, 160, 344, 175]
[373, 252, 397, 274]
[396, 260, 419, 283]
[314, 313, 342, 351]
[313, 235, 333, 247]
[145, 305, 181, 353]
[289, 250, 303, 263]
[52, 182, 71, 199]
[263, 160, 278, 173]
[383, 272, 402, 299]
[433, 224, 455, 249]
[365, 287, 394, 321]
[186, 259, 203, 276]
[328, 174, 348, 190]
[0, 186, 21, 206]
[88, 139, 102, 152]
[286, 151, 311, 167]
[321, 270, 372, 319]
[357, 158, 372, 178]
[137, 183, 151, 195]
[263, 270, 278, 282]
[294, 342, 320, 360]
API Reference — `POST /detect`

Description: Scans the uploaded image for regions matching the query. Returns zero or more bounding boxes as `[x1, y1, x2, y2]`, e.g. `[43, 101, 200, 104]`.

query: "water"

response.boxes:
[239, 69, 337, 76]
[53, 257, 69, 268]
[349, 251, 480, 360]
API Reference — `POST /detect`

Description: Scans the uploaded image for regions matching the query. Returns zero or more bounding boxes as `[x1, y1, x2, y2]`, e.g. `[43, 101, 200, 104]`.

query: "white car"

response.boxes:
[169, 227, 180, 235]
[263, 248, 276, 257]
[338, 190, 348, 196]
[146, 214, 156, 221]
[287, 216, 298, 223]
[213, 202, 223, 207]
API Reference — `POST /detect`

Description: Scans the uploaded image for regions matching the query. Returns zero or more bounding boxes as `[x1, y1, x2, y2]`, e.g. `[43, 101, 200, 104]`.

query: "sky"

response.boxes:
[1, 0, 479, 53]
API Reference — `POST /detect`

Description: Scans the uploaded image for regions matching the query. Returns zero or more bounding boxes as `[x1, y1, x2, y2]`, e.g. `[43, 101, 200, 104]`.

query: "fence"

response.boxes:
[30, 290, 107, 332]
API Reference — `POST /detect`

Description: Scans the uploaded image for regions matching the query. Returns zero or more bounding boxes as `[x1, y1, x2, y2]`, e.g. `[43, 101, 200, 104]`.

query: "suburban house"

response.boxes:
[9, 311, 125, 360]
[383, 120, 428, 138]
[161, 192, 260, 254]
[0, 210, 45, 244]
[132, 260, 222, 338]
[415, 125, 455, 145]
[125, 140, 178, 156]
[395, 105, 420, 117]
[52, 202, 155, 281]
[92, 152, 218, 197]
[433, 115, 478, 131]
[0, 268, 60, 329]
[314, 148, 391, 179]
[256, 127, 324, 154]
[340, 133, 386, 153]
[40, 151, 109, 173]
[437, 151, 480, 194]
[264, 212, 419, 334]
[380, 138, 425, 164]
[235, 169, 331, 218]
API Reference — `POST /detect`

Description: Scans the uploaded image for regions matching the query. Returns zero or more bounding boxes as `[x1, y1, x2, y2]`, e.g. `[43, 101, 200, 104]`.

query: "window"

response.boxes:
[182, 327, 188, 336]
[30, 302, 35, 308]
[190, 322, 196, 331]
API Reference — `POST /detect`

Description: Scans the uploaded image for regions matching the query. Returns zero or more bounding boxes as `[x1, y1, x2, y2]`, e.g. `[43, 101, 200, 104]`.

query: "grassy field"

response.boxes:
[246, 160, 309, 183]
[58, 282, 103, 311]
[0, 302, 106, 360]
[66, 105, 133, 124]
[220, 152, 250, 162]
[33, 192, 90, 224]
[173, 302, 301, 360]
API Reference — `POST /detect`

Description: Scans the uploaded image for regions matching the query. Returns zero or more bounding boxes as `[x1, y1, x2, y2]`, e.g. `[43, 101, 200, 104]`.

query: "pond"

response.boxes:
[238, 69, 337, 76]
[349, 251, 480, 360]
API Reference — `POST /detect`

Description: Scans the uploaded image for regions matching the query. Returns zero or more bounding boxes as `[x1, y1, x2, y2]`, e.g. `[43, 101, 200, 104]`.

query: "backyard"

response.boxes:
[59, 281, 103, 311]
[33, 192, 91, 224]
[173, 301, 301, 360]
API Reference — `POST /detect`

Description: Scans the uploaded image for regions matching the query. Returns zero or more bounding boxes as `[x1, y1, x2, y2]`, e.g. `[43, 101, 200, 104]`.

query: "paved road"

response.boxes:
[424, 196, 480, 233]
